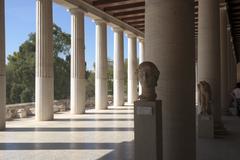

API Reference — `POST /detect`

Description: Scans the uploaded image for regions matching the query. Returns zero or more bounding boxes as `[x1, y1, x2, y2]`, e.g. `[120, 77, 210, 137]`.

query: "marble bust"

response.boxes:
[138, 61, 160, 101]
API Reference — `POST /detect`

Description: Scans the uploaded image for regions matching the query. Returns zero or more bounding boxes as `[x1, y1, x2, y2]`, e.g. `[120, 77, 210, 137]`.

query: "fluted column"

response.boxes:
[70, 9, 86, 114]
[113, 27, 124, 106]
[95, 19, 108, 110]
[227, 27, 233, 93]
[198, 0, 223, 129]
[237, 63, 240, 82]
[220, 5, 228, 113]
[127, 34, 137, 105]
[0, 0, 6, 130]
[35, 0, 53, 121]
[145, 0, 196, 159]
[138, 38, 145, 95]
[139, 38, 145, 64]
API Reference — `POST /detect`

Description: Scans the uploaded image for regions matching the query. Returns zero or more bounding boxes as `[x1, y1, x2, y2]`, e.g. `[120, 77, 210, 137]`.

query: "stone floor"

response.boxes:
[0, 105, 239, 160]
[0, 106, 134, 160]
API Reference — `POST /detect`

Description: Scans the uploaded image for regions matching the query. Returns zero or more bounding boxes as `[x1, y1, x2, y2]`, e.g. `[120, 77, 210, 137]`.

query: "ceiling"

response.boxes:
[56, 0, 239, 61]
[227, 0, 240, 61]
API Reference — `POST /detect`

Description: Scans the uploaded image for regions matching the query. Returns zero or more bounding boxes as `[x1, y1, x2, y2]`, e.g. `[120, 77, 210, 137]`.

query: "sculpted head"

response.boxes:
[138, 62, 160, 100]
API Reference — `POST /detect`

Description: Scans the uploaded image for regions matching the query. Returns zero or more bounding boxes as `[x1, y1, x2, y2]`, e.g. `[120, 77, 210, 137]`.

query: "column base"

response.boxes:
[71, 78, 86, 114]
[214, 121, 228, 138]
[0, 107, 5, 130]
[128, 80, 138, 105]
[35, 77, 54, 121]
[114, 79, 124, 106]
[95, 79, 107, 110]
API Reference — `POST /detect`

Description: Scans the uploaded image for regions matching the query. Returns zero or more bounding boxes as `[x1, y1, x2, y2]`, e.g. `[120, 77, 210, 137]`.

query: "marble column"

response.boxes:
[138, 38, 144, 95]
[127, 34, 137, 105]
[95, 19, 108, 110]
[220, 5, 228, 113]
[70, 9, 86, 114]
[198, 0, 223, 129]
[139, 38, 145, 64]
[145, 0, 196, 160]
[35, 0, 54, 121]
[0, 0, 6, 130]
[113, 27, 124, 106]
[227, 27, 233, 93]
[237, 63, 240, 82]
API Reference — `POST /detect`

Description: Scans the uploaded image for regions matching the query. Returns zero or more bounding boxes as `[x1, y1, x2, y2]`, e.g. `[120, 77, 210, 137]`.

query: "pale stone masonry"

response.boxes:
[113, 27, 124, 106]
[95, 19, 108, 110]
[145, 0, 196, 159]
[127, 34, 137, 105]
[138, 38, 144, 95]
[0, 0, 6, 129]
[35, 0, 54, 121]
[70, 9, 86, 114]
[220, 5, 228, 112]
[198, 0, 222, 128]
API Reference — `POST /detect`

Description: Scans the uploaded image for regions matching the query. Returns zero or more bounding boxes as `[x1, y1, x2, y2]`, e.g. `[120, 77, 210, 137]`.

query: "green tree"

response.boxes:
[6, 24, 71, 104]
[107, 59, 113, 95]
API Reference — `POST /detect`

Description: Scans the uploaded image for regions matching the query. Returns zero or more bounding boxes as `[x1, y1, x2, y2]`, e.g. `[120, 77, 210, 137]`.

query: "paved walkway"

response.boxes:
[0, 106, 134, 160]
[0, 106, 239, 160]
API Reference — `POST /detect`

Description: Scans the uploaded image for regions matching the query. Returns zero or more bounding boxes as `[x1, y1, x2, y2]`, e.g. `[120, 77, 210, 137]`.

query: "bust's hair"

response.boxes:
[138, 61, 160, 81]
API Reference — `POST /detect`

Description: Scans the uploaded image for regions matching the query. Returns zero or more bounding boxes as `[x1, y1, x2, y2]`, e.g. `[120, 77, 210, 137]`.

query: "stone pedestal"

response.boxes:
[134, 100, 162, 160]
[198, 115, 214, 138]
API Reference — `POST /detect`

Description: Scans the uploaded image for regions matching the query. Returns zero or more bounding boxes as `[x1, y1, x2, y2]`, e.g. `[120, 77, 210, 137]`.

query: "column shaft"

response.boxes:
[198, 0, 222, 128]
[145, 0, 196, 160]
[36, 0, 53, 121]
[0, 0, 6, 129]
[138, 38, 144, 95]
[95, 20, 107, 110]
[220, 7, 228, 112]
[127, 35, 137, 104]
[113, 27, 124, 106]
[70, 9, 86, 114]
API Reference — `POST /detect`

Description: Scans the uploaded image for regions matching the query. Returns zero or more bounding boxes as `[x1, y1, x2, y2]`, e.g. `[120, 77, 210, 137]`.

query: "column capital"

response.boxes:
[94, 18, 106, 25]
[126, 32, 136, 38]
[112, 26, 123, 33]
[227, 24, 231, 31]
[138, 37, 144, 43]
[68, 8, 85, 15]
[219, 2, 227, 10]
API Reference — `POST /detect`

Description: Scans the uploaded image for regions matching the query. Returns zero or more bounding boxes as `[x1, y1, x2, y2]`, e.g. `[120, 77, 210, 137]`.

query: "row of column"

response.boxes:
[145, 0, 238, 160]
[36, 0, 143, 118]
[220, 5, 238, 114]
[0, 0, 144, 126]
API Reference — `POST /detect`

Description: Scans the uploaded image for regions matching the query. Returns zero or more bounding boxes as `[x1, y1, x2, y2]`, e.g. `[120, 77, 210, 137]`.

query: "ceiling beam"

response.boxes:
[104, 2, 145, 12]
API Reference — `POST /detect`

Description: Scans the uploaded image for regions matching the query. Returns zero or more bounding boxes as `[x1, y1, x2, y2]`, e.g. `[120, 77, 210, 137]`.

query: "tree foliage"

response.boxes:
[6, 24, 71, 104]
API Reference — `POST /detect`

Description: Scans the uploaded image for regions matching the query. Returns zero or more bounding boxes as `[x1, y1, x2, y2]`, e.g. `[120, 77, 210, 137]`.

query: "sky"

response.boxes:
[5, 0, 140, 70]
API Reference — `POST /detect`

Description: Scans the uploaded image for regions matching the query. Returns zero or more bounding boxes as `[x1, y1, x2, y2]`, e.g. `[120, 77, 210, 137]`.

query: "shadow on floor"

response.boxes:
[2, 127, 134, 132]
[97, 141, 134, 160]
[0, 141, 134, 151]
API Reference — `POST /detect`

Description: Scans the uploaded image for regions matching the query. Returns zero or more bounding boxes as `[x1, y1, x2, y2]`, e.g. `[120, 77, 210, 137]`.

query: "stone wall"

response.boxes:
[6, 99, 70, 120]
